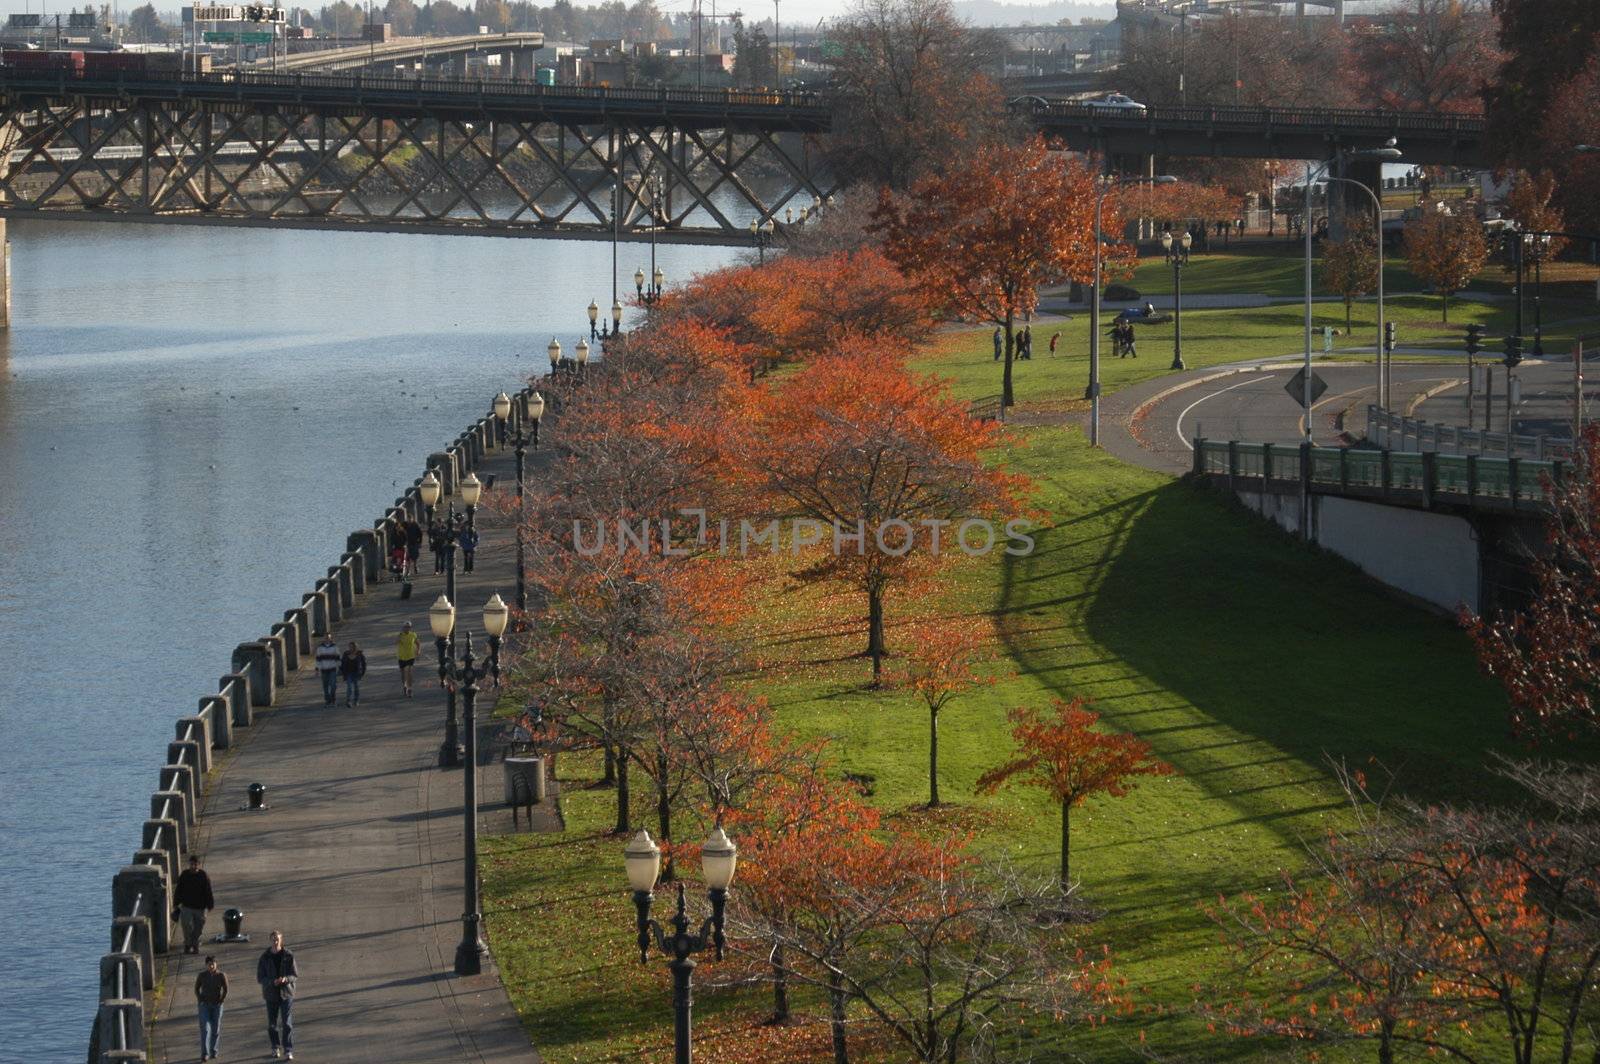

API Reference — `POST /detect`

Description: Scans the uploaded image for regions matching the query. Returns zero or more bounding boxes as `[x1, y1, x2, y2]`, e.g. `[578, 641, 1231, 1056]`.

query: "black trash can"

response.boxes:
[223, 908, 244, 938]
[247, 783, 267, 810]
[401, 579, 413, 600]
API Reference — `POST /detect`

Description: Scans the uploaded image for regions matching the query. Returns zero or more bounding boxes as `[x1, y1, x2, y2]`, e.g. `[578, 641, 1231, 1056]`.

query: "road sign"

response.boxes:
[192, 5, 244, 20]
[7, 13, 41, 26]
[206, 30, 272, 42]
[1284, 368, 1328, 408]
[1322, 325, 1333, 352]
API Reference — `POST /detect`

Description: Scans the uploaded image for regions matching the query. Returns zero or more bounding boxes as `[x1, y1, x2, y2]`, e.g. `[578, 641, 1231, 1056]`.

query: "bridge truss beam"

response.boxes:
[0, 96, 837, 245]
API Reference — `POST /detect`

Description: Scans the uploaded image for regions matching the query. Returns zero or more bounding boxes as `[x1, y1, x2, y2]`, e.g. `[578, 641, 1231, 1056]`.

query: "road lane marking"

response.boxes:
[1177, 376, 1271, 450]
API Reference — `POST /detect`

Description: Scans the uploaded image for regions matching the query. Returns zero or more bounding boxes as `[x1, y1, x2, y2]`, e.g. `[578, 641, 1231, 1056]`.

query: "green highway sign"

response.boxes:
[205, 30, 273, 42]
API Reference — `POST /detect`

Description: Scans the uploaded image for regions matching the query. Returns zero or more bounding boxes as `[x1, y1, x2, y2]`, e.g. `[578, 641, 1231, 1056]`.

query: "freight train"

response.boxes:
[0, 49, 187, 78]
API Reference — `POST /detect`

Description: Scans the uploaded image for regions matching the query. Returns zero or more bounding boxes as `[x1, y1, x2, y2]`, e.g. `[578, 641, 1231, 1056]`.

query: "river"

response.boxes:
[0, 216, 742, 1061]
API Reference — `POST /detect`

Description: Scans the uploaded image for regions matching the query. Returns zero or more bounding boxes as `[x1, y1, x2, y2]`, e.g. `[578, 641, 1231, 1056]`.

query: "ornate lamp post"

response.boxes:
[431, 594, 509, 975]
[526, 391, 544, 450]
[430, 594, 463, 768]
[547, 337, 561, 376]
[419, 469, 441, 527]
[1531, 232, 1550, 358]
[1160, 229, 1192, 371]
[625, 826, 739, 1064]
[575, 337, 590, 374]
[588, 300, 600, 341]
[460, 472, 483, 539]
[492, 391, 512, 449]
[611, 299, 624, 337]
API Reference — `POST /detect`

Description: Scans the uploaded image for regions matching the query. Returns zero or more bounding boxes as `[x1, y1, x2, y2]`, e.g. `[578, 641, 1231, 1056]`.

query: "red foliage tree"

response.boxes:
[1467, 425, 1600, 740]
[875, 138, 1128, 408]
[890, 617, 997, 807]
[977, 698, 1173, 889]
[1350, 0, 1499, 113]
[737, 347, 1030, 682]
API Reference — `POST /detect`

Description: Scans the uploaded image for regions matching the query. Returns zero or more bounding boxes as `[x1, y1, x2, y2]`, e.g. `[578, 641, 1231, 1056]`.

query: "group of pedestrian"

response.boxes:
[170, 855, 302, 1061]
[991, 325, 1038, 361]
[423, 512, 481, 574]
[314, 635, 367, 707]
[1113, 319, 1139, 359]
[190, 928, 300, 1060]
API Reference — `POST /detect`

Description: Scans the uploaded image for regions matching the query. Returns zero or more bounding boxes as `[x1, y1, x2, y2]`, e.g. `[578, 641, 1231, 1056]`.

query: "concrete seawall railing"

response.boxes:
[87, 383, 539, 1064]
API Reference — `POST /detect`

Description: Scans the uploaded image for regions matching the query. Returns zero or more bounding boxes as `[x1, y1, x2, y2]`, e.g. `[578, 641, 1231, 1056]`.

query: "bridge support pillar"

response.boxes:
[1330, 157, 1384, 245]
[0, 218, 11, 329]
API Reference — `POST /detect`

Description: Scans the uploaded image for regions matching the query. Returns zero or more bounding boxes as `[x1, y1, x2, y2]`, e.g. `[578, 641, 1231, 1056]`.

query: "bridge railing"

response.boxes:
[1, 66, 833, 114]
[1365, 404, 1570, 461]
[1011, 98, 1484, 134]
[1193, 438, 1562, 512]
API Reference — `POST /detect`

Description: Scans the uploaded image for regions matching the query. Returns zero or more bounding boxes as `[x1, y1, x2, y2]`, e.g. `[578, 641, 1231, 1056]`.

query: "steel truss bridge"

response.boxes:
[0, 70, 1486, 243]
[0, 71, 835, 245]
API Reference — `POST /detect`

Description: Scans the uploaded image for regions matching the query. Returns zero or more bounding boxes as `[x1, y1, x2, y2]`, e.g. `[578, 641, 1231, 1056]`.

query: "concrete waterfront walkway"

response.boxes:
[148, 439, 539, 1064]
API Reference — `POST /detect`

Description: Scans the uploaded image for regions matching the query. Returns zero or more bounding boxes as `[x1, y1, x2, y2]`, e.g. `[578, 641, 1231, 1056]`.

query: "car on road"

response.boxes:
[1087, 93, 1148, 114]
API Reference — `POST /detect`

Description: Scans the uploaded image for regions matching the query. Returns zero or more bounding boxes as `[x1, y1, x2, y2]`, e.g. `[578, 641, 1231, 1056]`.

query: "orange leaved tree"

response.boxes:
[977, 698, 1173, 889]
[1402, 209, 1488, 322]
[738, 347, 1031, 682]
[891, 616, 997, 807]
[875, 137, 1127, 408]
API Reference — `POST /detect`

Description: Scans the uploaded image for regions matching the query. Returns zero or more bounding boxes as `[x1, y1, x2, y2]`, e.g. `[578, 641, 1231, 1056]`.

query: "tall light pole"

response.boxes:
[1090, 174, 1175, 447]
[1161, 229, 1191, 370]
[1322, 174, 1387, 406]
[515, 392, 543, 612]
[1303, 140, 1401, 440]
[429, 594, 511, 977]
[625, 827, 739, 1064]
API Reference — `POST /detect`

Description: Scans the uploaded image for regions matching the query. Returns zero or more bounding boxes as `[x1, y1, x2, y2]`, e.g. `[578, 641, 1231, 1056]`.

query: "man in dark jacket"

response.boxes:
[195, 955, 228, 1061]
[257, 930, 299, 1059]
[174, 855, 215, 955]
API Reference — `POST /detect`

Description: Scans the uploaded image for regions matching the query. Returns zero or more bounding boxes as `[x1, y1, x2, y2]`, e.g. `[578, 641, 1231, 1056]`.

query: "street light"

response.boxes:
[430, 594, 462, 768]
[526, 390, 544, 449]
[1303, 140, 1402, 440]
[492, 391, 512, 448]
[611, 300, 624, 336]
[575, 338, 590, 370]
[626, 826, 739, 1064]
[1160, 230, 1192, 370]
[433, 595, 508, 976]
[483, 592, 509, 686]
[588, 300, 600, 341]
[1321, 173, 1390, 407]
[419, 470, 442, 526]
[547, 337, 562, 374]
[1528, 232, 1551, 357]
[1090, 174, 1176, 447]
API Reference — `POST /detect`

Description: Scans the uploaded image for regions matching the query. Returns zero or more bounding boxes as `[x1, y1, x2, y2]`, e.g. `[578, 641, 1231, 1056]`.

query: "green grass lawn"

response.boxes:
[482, 416, 1532, 1063]
[1123, 245, 1600, 301]
[937, 294, 1600, 412]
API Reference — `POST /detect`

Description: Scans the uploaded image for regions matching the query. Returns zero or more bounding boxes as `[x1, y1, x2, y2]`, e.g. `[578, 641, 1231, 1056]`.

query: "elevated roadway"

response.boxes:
[248, 32, 546, 74]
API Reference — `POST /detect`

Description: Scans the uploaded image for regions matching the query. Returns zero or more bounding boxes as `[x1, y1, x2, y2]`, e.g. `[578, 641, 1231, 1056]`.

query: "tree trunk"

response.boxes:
[771, 942, 791, 1024]
[1441, 291, 1450, 323]
[657, 751, 674, 881]
[1060, 800, 1071, 890]
[603, 742, 616, 785]
[828, 968, 850, 1064]
[928, 705, 940, 807]
[614, 745, 631, 834]
[866, 585, 885, 684]
[1001, 309, 1015, 408]
[1345, 298, 1353, 332]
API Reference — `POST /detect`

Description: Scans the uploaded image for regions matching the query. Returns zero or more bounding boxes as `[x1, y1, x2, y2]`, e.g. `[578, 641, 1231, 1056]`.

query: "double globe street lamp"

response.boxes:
[429, 592, 511, 976]
[1160, 229, 1192, 371]
[624, 827, 739, 1064]
[420, 468, 483, 766]
[637, 266, 665, 308]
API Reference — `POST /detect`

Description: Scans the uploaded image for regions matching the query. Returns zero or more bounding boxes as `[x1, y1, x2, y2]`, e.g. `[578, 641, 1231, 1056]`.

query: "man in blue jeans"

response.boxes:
[314, 636, 340, 706]
[257, 929, 299, 1059]
[194, 955, 228, 1061]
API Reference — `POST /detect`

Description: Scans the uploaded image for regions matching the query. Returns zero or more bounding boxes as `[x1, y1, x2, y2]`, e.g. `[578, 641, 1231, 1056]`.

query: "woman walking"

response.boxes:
[339, 642, 367, 707]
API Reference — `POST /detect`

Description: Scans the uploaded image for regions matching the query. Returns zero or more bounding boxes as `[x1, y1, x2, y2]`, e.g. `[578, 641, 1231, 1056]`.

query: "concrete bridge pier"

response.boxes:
[1329, 155, 1384, 244]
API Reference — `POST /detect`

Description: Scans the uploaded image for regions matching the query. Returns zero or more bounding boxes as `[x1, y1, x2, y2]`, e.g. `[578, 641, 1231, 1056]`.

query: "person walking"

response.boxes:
[459, 524, 480, 574]
[403, 517, 424, 578]
[396, 621, 419, 698]
[340, 642, 367, 707]
[1124, 321, 1139, 359]
[174, 855, 214, 954]
[992, 326, 1003, 362]
[388, 540, 407, 583]
[1019, 325, 1032, 361]
[428, 518, 447, 574]
[314, 636, 341, 707]
[256, 930, 298, 1060]
[195, 954, 228, 1061]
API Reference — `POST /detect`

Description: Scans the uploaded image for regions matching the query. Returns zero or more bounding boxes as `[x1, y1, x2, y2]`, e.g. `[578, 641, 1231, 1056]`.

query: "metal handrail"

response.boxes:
[1014, 98, 1484, 133]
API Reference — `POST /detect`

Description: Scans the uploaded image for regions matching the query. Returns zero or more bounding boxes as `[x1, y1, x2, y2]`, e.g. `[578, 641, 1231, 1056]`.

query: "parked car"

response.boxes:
[1088, 93, 1147, 114]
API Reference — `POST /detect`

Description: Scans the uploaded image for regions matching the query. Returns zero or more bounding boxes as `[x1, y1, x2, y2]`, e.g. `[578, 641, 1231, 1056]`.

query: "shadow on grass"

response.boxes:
[1000, 469, 1523, 814]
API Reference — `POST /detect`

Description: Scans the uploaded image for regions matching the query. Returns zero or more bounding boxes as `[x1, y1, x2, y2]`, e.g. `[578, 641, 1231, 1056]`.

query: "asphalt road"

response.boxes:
[1129, 353, 1594, 474]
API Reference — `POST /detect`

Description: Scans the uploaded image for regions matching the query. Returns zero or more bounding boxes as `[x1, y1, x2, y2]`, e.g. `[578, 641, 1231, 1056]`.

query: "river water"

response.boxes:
[0, 217, 741, 1061]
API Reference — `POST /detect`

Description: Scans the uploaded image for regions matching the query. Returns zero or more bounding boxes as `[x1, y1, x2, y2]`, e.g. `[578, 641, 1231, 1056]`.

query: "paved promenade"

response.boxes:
[148, 439, 540, 1064]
